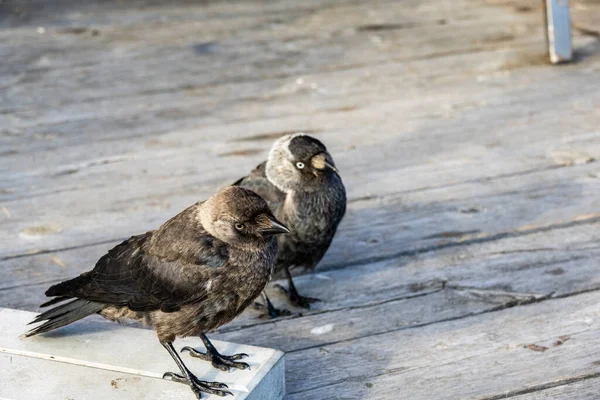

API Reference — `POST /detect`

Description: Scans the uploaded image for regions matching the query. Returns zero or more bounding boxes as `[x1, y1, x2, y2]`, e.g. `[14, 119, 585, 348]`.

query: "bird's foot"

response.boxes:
[163, 372, 231, 398]
[182, 346, 250, 372]
[253, 300, 293, 319]
[274, 284, 321, 309]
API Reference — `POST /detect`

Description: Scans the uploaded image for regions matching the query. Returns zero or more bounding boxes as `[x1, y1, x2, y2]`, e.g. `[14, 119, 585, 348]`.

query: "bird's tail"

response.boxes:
[24, 298, 104, 337]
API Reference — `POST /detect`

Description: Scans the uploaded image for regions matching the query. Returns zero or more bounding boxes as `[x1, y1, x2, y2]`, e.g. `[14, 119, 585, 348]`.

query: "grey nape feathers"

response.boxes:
[234, 133, 347, 317]
[25, 186, 289, 399]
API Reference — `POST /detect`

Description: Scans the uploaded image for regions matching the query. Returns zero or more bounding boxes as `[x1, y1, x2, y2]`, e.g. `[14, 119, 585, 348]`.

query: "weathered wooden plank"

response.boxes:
[0, 0, 546, 110]
[2, 30, 596, 154]
[0, 0, 365, 36]
[213, 287, 545, 353]
[3, 44, 598, 166]
[4, 0, 592, 152]
[0, 0, 537, 56]
[510, 377, 600, 399]
[283, 290, 600, 398]
[1, 0, 598, 191]
[3, 66, 598, 201]
[2, 30, 598, 195]
[2, 22, 598, 211]
[0, 31, 541, 118]
[567, 0, 600, 36]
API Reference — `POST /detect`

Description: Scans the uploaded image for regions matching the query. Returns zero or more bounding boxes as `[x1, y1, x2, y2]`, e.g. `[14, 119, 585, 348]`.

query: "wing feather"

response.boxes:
[46, 223, 229, 313]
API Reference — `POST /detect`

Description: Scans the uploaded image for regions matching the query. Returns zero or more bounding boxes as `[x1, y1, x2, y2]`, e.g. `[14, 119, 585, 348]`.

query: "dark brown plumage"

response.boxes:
[235, 134, 346, 316]
[25, 186, 289, 399]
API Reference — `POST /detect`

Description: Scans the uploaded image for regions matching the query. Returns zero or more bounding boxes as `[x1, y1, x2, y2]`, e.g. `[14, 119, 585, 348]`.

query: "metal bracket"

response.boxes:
[544, 0, 573, 63]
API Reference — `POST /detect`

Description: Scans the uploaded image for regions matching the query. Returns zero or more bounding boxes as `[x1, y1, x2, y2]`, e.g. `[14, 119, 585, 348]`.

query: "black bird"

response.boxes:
[234, 134, 346, 316]
[25, 186, 289, 399]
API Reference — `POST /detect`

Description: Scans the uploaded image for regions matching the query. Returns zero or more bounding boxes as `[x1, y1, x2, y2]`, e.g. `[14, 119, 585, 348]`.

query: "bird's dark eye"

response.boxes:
[235, 223, 245, 231]
[296, 162, 305, 169]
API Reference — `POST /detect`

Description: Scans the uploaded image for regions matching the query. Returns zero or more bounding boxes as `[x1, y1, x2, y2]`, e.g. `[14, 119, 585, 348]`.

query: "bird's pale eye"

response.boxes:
[296, 162, 305, 169]
[235, 223, 245, 231]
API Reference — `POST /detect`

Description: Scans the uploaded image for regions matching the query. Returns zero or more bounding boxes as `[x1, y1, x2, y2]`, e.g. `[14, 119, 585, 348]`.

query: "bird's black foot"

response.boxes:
[182, 346, 250, 372]
[163, 371, 231, 398]
[274, 284, 321, 309]
[253, 300, 293, 319]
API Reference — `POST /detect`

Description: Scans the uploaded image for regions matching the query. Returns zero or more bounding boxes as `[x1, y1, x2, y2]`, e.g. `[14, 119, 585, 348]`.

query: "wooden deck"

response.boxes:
[2, 0, 600, 398]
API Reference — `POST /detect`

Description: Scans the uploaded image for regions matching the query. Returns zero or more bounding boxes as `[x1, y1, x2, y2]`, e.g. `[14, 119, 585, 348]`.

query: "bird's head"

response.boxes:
[265, 133, 339, 193]
[199, 186, 289, 249]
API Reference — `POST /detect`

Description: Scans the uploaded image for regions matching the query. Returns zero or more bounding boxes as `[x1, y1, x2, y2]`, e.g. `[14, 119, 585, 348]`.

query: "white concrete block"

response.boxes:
[0, 308, 284, 400]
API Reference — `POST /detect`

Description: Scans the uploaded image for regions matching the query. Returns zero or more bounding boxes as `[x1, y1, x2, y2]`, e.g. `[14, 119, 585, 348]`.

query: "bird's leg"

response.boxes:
[275, 266, 321, 309]
[253, 291, 292, 319]
[182, 333, 250, 372]
[161, 341, 231, 399]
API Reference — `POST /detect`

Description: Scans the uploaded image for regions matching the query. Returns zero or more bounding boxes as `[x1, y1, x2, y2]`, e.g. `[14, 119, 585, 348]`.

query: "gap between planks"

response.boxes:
[481, 372, 600, 399]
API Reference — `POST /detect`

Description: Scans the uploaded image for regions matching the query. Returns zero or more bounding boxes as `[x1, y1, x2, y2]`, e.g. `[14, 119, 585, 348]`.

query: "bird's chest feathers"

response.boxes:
[191, 244, 274, 303]
[281, 191, 341, 240]
[190, 246, 274, 328]
[227, 247, 275, 285]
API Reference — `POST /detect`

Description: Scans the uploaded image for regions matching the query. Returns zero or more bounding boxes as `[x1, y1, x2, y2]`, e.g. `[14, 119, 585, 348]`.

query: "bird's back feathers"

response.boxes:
[233, 161, 285, 209]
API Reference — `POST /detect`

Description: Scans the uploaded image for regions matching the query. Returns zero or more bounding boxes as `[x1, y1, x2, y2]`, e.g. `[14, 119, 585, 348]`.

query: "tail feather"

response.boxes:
[25, 299, 104, 337]
[30, 298, 91, 324]
[40, 296, 70, 308]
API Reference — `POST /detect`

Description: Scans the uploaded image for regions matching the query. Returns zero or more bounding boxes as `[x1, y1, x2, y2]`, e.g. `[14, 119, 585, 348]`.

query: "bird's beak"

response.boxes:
[324, 160, 338, 173]
[311, 152, 339, 174]
[261, 217, 290, 235]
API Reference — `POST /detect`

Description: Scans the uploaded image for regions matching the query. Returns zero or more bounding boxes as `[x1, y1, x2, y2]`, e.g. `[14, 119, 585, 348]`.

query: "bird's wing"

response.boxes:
[233, 161, 285, 208]
[46, 228, 228, 313]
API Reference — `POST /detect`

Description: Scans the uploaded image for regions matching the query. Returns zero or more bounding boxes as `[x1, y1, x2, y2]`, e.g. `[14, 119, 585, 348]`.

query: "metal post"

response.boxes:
[544, 0, 573, 64]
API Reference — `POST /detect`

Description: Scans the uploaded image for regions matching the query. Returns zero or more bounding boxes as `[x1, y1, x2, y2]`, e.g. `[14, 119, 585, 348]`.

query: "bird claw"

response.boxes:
[253, 299, 293, 319]
[163, 371, 183, 381]
[182, 346, 250, 371]
[217, 352, 248, 361]
[163, 371, 232, 398]
[259, 307, 292, 319]
[291, 295, 321, 309]
[274, 284, 320, 309]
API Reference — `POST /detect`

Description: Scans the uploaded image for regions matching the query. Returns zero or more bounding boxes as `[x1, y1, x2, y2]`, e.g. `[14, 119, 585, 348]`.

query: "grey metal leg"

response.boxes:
[544, 0, 573, 63]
